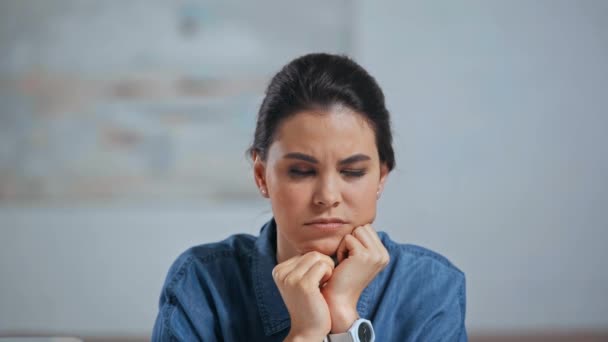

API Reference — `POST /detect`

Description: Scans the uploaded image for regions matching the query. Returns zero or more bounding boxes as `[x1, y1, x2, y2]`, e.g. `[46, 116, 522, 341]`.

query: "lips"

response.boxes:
[304, 218, 347, 229]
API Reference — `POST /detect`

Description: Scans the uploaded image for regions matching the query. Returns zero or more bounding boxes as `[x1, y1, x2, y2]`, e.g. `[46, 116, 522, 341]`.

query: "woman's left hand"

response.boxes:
[321, 224, 390, 333]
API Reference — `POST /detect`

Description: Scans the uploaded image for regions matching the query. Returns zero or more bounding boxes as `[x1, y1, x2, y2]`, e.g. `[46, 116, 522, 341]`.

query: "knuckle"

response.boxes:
[371, 249, 390, 266]
[272, 266, 281, 279]
[302, 251, 319, 263]
[383, 251, 391, 264]
[284, 274, 299, 287]
[321, 254, 334, 265]
[309, 251, 323, 261]
[276, 272, 287, 282]
[316, 260, 329, 270]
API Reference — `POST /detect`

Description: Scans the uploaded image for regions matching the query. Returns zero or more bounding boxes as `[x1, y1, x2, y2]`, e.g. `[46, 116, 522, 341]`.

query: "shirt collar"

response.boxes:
[252, 218, 377, 336]
[252, 218, 291, 335]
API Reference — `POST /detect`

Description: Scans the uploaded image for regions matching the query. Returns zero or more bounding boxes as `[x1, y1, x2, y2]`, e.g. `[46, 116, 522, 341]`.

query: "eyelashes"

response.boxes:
[341, 169, 367, 177]
[288, 168, 367, 178]
[288, 169, 316, 177]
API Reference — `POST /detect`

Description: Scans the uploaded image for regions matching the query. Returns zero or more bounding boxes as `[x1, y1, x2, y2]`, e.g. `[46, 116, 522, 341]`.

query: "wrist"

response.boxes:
[285, 330, 327, 342]
[329, 306, 359, 333]
[324, 293, 359, 333]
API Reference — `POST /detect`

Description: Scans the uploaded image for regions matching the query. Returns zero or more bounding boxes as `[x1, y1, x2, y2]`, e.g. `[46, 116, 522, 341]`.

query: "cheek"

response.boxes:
[346, 174, 378, 197]
[345, 178, 379, 218]
[268, 173, 312, 210]
[275, 184, 309, 207]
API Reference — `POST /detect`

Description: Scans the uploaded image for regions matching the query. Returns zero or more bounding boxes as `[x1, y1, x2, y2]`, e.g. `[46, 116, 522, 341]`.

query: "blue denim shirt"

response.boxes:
[152, 219, 467, 341]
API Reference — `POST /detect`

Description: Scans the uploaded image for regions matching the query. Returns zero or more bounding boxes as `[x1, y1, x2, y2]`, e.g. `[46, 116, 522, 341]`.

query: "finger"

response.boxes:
[336, 234, 349, 264]
[296, 251, 335, 269]
[355, 225, 390, 266]
[352, 225, 377, 249]
[337, 233, 366, 263]
[360, 224, 384, 248]
[303, 260, 334, 287]
[353, 224, 384, 251]
[281, 252, 333, 283]
[272, 255, 301, 279]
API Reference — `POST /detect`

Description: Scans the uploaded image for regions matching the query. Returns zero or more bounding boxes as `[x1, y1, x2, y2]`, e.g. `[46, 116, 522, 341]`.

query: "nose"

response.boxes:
[313, 174, 341, 208]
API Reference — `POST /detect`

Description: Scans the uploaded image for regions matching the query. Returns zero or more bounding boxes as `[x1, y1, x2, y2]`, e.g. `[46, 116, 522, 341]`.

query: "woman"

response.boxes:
[152, 53, 467, 341]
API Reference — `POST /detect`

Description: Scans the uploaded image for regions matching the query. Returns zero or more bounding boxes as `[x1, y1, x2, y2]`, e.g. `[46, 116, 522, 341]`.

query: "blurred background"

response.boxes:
[1, 0, 607, 341]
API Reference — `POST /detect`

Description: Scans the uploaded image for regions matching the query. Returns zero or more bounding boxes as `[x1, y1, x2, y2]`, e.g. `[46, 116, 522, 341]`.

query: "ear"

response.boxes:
[377, 163, 390, 197]
[252, 151, 269, 198]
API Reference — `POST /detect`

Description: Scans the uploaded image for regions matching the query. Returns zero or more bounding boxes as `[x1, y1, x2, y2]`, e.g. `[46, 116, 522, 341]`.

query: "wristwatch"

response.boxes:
[324, 318, 375, 342]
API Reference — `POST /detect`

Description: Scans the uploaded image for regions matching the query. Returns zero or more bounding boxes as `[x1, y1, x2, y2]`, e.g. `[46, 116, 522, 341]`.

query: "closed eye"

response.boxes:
[341, 169, 366, 177]
[288, 169, 316, 178]
[288, 168, 367, 178]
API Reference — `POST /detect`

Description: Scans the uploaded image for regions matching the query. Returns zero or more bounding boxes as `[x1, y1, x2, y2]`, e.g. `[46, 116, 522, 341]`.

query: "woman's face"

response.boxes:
[254, 107, 389, 262]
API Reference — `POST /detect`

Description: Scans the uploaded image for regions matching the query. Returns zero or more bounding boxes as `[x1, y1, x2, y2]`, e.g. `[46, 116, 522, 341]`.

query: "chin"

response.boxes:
[301, 237, 341, 257]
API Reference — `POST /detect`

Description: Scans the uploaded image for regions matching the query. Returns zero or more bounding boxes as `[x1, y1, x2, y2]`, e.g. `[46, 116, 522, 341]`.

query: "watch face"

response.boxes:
[357, 322, 373, 342]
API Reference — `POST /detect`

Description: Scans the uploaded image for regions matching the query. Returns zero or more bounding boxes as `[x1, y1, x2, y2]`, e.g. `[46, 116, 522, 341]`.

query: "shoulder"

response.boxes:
[378, 231, 465, 279]
[372, 232, 467, 340]
[378, 232, 466, 317]
[154, 234, 257, 340]
[162, 233, 257, 289]
[376, 231, 466, 313]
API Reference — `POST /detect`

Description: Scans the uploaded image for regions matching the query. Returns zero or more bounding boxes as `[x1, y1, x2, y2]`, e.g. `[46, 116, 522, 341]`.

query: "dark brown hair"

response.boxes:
[248, 53, 395, 171]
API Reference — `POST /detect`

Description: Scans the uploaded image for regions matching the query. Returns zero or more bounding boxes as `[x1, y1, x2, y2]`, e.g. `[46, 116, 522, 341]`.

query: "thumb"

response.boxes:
[336, 234, 351, 264]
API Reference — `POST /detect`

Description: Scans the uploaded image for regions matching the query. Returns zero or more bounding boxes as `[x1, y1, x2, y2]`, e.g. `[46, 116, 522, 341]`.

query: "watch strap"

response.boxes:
[325, 332, 354, 342]
[325, 318, 374, 342]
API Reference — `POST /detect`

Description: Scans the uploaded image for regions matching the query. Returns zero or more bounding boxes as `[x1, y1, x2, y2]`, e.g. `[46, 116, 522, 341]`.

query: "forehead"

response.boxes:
[270, 107, 377, 158]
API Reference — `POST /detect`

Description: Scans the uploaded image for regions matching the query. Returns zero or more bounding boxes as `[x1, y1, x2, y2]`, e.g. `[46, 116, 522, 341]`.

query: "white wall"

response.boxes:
[1, 0, 607, 336]
[356, 0, 608, 332]
[0, 204, 272, 336]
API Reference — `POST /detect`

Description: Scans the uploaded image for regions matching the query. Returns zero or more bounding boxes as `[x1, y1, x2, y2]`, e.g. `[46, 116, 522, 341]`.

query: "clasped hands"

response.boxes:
[272, 224, 390, 342]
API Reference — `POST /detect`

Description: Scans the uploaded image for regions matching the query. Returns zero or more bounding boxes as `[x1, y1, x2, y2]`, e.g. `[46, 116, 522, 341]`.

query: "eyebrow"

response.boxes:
[283, 152, 371, 165]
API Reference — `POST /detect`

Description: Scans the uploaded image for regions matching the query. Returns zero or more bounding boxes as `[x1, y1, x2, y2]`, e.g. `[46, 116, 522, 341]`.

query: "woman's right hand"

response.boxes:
[272, 251, 335, 341]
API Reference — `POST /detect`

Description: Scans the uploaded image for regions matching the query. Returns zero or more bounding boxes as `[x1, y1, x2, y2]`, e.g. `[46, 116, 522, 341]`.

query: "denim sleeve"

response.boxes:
[415, 271, 467, 341]
[151, 254, 222, 342]
[152, 297, 220, 342]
